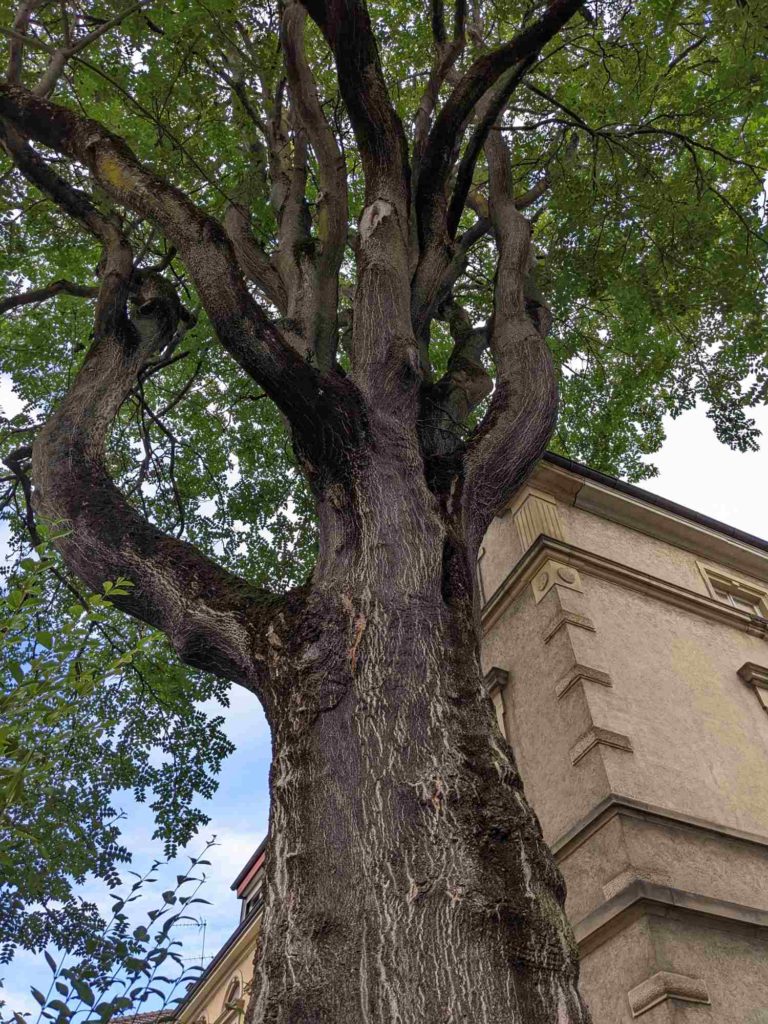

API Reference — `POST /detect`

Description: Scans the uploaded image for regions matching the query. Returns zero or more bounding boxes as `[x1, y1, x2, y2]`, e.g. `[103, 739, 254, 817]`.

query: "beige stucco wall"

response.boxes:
[481, 461, 768, 1022]
[176, 916, 260, 1024]
[581, 912, 768, 1023]
[584, 577, 768, 833]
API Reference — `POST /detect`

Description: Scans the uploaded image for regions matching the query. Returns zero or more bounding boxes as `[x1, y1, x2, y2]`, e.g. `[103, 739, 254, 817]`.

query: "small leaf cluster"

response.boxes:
[1, 843, 215, 1024]
[0, 537, 234, 964]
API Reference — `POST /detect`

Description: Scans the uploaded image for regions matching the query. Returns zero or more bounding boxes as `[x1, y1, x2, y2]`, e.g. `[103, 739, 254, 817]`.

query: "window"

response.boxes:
[225, 979, 241, 1006]
[712, 586, 761, 614]
[242, 885, 265, 920]
[699, 563, 768, 618]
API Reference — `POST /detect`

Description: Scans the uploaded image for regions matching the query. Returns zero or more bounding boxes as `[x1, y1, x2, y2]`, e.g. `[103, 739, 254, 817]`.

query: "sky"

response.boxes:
[2, 375, 768, 1014]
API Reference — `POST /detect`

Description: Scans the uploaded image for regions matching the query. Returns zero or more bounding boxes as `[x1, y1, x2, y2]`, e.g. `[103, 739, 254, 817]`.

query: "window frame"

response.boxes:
[698, 562, 768, 618]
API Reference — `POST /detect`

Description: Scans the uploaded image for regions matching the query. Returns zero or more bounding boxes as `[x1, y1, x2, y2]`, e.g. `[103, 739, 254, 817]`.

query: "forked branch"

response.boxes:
[0, 84, 365, 467]
[416, 0, 585, 251]
[1, 116, 286, 689]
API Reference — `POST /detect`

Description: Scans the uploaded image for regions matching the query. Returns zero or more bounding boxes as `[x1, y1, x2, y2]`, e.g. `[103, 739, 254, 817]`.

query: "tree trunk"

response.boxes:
[249, 451, 589, 1024]
[0, 39, 587, 1021]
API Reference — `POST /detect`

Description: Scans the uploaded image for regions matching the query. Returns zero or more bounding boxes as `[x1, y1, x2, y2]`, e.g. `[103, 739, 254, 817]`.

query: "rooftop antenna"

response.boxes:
[172, 917, 208, 968]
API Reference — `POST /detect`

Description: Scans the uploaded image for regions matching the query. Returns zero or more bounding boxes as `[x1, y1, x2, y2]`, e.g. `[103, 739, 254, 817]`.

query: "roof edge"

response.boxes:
[543, 452, 768, 557]
[230, 835, 268, 892]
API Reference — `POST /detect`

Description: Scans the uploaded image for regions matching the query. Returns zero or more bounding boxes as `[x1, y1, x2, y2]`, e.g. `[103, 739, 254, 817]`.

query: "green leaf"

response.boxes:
[71, 978, 95, 1006]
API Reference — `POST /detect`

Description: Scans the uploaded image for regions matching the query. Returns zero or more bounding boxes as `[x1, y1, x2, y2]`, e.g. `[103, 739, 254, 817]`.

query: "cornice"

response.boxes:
[539, 454, 768, 580]
[481, 535, 768, 639]
[550, 793, 768, 863]
[574, 479, 768, 582]
[574, 880, 768, 957]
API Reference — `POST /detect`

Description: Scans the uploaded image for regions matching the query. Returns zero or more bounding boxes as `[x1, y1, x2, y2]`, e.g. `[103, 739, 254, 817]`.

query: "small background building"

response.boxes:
[176, 454, 768, 1023]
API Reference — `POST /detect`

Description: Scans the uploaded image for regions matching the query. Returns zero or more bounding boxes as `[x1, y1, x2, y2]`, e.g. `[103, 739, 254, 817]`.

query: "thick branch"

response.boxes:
[446, 56, 536, 237]
[223, 202, 288, 313]
[1, 128, 291, 689]
[419, 296, 491, 463]
[282, 0, 347, 367]
[0, 278, 97, 314]
[412, 213, 489, 341]
[413, 0, 467, 176]
[301, 0, 409, 207]
[302, 0, 418, 408]
[0, 85, 366, 468]
[10, 184, 291, 691]
[0, 135, 307, 699]
[32, 247, 283, 688]
[462, 125, 557, 554]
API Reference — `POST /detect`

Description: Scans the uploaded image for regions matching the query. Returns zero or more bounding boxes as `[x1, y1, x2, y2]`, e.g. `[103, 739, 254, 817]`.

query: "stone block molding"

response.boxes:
[510, 488, 565, 552]
[628, 971, 710, 1017]
[556, 663, 613, 700]
[738, 662, 768, 712]
[573, 879, 768, 957]
[569, 726, 633, 765]
[531, 559, 583, 604]
[543, 609, 596, 644]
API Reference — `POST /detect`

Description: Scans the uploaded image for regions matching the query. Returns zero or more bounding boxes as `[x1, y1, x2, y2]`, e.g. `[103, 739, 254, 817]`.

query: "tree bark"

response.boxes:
[0, 6, 591, 1017]
[249, 460, 589, 1024]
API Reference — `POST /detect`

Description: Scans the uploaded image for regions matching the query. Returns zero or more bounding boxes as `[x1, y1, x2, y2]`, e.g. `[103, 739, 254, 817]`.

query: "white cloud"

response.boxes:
[0, 981, 42, 1017]
[647, 404, 768, 540]
[0, 372, 25, 419]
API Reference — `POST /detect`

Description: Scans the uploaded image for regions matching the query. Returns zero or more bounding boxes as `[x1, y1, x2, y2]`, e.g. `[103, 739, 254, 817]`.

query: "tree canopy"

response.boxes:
[0, 0, 766, 968]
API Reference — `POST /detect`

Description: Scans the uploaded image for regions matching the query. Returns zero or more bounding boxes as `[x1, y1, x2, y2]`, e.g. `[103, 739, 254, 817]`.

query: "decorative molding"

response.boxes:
[574, 879, 768, 956]
[602, 866, 671, 902]
[476, 545, 487, 606]
[531, 559, 583, 604]
[551, 793, 768, 863]
[628, 971, 710, 1017]
[483, 667, 510, 738]
[481, 535, 768, 639]
[738, 662, 768, 712]
[556, 663, 613, 700]
[570, 726, 633, 765]
[511, 489, 565, 552]
[543, 610, 596, 644]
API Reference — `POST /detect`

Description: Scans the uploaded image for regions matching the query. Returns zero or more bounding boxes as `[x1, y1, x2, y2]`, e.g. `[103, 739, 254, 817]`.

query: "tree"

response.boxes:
[0, 1, 764, 1021]
[0, 545, 233, 963]
[1, 843, 215, 1024]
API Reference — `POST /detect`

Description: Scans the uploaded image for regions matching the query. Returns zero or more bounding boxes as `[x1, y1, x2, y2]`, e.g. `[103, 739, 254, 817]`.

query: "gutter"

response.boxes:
[543, 451, 768, 556]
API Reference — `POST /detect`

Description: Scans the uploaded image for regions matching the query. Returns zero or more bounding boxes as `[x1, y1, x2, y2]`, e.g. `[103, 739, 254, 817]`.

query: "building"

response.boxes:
[176, 454, 768, 1023]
